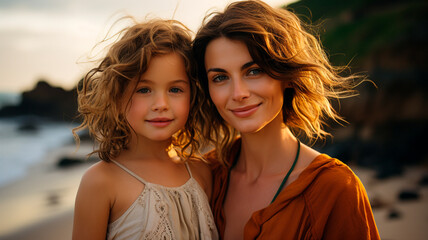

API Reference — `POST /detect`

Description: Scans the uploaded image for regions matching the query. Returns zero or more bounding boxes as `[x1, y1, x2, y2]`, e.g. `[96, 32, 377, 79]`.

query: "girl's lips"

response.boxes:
[146, 118, 173, 127]
[230, 103, 261, 118]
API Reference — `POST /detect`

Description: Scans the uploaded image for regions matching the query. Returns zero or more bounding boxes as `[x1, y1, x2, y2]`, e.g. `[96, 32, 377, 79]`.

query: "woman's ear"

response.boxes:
[282, 80, 293, 89]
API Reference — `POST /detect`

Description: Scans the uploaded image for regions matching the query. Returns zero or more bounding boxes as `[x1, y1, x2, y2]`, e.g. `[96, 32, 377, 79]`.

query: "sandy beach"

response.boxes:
[0, 144, 426, 240]
[353, 165, 428, 240]
[0, 143, 93, 240]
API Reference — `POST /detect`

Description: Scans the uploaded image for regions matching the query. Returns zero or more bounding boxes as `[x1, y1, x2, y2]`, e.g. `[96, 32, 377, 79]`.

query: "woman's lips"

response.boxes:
[146, 118, 173, 127]
[230, 103, 261, 118]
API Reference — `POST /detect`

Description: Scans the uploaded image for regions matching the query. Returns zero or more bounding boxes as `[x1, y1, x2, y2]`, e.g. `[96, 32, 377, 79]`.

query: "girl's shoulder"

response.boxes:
[78, 160, 119, 199]
[186, 158, 212, 198]
[81, 160, 116, 184]
[187, 157, 211, 173]
[73, 160, 120, 239]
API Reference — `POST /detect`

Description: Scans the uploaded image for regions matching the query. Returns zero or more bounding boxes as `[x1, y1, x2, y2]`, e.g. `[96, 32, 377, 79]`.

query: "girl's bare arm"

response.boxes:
[72, 163, 112, 240]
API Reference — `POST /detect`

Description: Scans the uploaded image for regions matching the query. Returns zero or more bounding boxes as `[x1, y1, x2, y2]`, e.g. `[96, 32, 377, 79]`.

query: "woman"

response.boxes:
[193, 0, 380, 239]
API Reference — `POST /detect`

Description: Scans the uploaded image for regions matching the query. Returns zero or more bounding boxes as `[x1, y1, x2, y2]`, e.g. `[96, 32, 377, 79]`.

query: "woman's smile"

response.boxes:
[205, 37, 285, 133]
[230, 103, 261, 118]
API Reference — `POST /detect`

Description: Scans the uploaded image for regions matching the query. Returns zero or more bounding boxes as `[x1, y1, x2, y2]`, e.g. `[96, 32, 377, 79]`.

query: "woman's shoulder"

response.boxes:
[203, 149, 222, 168]
[304, 154, 366, 199]
[315, 155, 360, 182]
[203, 138, 242, 171]
[302, 155, 379, 239]
[203, 149, 231, 182]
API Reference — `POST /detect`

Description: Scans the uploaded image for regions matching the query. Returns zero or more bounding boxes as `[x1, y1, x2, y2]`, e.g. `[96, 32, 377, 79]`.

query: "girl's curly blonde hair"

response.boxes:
[73, 18, 202, 162]
[193, 0, 362, 165]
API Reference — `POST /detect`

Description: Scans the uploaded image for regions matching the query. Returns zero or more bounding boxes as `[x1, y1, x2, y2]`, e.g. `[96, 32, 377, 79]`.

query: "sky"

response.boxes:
[0, 0, 294, 93]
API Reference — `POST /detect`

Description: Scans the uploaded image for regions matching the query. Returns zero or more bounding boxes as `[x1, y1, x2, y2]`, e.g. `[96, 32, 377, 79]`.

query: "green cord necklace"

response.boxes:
[270, 140, 300, 203]
[227, 139, 301, 204]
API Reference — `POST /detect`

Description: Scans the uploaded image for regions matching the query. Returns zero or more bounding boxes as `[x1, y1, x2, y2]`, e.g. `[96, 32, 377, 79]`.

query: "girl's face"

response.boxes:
[204, 37, 285, 134]
[124, 52, 190, 143]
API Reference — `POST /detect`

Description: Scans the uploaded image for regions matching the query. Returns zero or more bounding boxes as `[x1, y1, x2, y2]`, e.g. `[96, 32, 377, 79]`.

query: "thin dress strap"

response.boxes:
[184, 162, 193, 178]
[110, 160, 147, 184]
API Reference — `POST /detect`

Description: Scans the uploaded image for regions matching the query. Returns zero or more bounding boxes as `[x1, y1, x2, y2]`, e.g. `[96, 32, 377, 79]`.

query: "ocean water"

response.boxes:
[0, 118, 76, 187]
[0, 92, 21, 109]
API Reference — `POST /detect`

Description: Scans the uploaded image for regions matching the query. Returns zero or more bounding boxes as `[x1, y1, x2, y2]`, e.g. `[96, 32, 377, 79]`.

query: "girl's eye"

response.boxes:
[137, 87, 150, 94]
[170, 87, 183, 93]
[248, 68, 263, 76]
[212, 75, 228, 83]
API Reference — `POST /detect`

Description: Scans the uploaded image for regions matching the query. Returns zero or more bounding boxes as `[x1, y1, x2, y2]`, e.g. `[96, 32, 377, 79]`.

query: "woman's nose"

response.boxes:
[232, 78, 250, 101]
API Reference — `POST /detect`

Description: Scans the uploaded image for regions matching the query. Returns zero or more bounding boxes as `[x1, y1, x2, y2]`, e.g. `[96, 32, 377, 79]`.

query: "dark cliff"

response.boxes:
[0, 80, 79, 122]
[287, 0, 428, 177]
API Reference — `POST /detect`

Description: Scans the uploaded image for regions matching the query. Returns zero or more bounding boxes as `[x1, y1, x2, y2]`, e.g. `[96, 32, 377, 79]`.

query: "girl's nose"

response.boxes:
[152, 93, 169, 111]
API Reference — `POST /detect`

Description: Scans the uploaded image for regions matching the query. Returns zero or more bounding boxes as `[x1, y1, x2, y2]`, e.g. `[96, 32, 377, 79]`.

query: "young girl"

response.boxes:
[193, 0, 379, 239]
[72, 18, 218, 239]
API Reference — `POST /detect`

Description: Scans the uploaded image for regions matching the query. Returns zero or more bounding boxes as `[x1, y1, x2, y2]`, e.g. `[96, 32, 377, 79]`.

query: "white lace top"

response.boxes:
[107, 160, 218, 240]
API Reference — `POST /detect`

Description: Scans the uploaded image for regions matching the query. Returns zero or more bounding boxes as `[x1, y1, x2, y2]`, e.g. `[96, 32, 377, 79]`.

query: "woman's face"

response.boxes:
[204, 37, 285, 134]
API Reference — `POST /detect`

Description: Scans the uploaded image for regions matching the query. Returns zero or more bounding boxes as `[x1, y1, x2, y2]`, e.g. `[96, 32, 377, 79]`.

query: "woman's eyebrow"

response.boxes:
[206, 68, 226, 74]
[241, 61, 256, 70]
[206, 61, 256, 74]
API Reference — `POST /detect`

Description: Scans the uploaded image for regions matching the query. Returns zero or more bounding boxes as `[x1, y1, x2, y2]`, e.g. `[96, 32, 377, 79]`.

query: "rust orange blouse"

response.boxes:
[207, 140, 380, 240]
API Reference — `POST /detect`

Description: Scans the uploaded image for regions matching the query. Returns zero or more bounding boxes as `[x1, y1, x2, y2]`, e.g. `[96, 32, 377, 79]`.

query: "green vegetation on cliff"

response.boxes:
[287, 0, 427, 70]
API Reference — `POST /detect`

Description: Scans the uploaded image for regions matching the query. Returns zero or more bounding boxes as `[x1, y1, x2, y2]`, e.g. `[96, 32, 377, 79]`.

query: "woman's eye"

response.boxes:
[170, 87, 183, 93]
[137, 87, 150, 94]
[212, 75, 228, 83]
[248, 68, 263, 76]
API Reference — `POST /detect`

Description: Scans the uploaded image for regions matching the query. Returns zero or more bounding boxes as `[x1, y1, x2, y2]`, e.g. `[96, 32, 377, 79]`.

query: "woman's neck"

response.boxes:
[237, 115, 298, 179]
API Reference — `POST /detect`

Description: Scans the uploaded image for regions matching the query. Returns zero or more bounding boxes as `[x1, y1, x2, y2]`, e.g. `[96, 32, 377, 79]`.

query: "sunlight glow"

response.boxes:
[0, 0, 295, 92]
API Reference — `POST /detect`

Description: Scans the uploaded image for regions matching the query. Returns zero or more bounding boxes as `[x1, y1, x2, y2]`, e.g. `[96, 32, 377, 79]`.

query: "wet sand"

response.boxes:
[0, 144, 94, 240]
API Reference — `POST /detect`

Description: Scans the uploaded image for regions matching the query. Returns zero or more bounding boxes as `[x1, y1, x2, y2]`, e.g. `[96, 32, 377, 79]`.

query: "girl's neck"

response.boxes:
[237, 114, 298, 178]
[124, 137, 173, 162]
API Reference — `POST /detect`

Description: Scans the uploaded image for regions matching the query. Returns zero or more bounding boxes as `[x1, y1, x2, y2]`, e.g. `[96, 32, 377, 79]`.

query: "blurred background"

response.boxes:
[0, 0, 427, 239]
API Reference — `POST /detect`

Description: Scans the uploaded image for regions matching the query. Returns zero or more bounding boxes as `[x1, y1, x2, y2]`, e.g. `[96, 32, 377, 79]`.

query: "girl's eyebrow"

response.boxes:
[137, 79, 153, 84]
[137, 79, 189, 84]
[206, 61, 256, 74]
[170, 79, 189, 85]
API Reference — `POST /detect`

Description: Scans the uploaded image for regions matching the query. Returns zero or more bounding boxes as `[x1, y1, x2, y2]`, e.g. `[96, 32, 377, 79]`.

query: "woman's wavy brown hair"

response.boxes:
[73, 18, 202, 162]
[193, 0, 361, 165]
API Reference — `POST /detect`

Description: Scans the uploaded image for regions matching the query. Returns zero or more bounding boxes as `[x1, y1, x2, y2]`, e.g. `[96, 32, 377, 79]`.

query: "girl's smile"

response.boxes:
[146, 117, 174, 127]
[124, 52, 190, 143]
